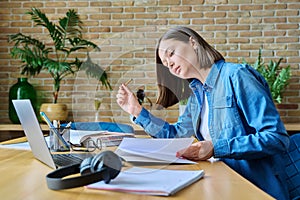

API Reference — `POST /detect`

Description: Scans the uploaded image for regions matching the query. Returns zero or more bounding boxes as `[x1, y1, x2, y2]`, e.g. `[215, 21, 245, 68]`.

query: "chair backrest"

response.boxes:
[70, 122, 135, 134]
[285, 133, 300, 200]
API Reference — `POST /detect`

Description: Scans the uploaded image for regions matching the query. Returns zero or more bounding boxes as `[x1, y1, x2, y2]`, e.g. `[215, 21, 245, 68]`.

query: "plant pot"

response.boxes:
[40, 103, 68, 122]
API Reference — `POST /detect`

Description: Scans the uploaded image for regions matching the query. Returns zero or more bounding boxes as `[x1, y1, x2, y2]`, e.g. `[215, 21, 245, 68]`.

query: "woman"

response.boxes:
[116, 26, 290, 200]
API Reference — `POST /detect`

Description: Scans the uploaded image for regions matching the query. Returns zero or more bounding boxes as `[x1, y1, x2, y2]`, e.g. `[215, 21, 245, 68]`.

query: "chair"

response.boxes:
[285, 134, 300, 200]
[69, 122, 134, 134]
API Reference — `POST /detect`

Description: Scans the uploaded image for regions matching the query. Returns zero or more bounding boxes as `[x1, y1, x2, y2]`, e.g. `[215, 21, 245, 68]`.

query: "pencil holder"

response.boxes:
[49, 127, 70, 152]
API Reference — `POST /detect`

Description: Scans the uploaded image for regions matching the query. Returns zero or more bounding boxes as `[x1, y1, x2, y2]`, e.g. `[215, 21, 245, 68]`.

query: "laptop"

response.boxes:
[12, 99, 91, 169]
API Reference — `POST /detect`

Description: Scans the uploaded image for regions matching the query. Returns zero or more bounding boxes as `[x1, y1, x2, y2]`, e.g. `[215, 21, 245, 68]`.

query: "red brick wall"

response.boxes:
[0, 0, 299, 124]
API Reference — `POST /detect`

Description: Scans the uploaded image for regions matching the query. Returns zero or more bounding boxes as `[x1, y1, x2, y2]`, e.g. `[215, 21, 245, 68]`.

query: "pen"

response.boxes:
[53, 120, 58, 128]
[124, 78, 133, 86]
[64, 121, 72, 128]
[40, 112, 69, 149]
[60, 121, 72, 136]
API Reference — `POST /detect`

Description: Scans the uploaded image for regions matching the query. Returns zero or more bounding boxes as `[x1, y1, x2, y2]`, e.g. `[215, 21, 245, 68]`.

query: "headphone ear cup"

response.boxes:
[79, 156, 94, 175]
[90, 151, 122, 183]
[46, 151, 122, 190]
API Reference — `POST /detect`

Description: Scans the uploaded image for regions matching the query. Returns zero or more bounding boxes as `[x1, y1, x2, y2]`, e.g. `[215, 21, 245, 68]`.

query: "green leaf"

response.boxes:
[9, 8, 105, 102]
[242, 49, 291, 104]
[28, 7, 62, 48]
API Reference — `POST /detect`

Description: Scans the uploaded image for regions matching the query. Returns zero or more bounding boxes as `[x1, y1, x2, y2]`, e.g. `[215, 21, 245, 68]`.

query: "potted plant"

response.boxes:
[243, 48, 291, 104]
[9, 8, 111, 121]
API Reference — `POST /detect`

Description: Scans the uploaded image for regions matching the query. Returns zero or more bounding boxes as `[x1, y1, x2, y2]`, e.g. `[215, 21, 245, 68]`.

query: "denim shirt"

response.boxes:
[134, 60, 290, 200]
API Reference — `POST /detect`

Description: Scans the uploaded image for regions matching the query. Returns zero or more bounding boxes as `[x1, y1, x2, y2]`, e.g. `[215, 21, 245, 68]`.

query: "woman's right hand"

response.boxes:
[116, 83, 142, 117]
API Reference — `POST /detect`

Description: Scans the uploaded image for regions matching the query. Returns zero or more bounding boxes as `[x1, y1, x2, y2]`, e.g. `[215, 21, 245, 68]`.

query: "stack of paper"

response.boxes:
[70, 130, 135, 147]
[87, 166, 204, 196]
[115, 138, 196, 164]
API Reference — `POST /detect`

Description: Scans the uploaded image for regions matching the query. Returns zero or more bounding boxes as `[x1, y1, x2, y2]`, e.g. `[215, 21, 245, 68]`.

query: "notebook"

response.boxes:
[87, 166, 204, 196]
[12, 99, 90, 169]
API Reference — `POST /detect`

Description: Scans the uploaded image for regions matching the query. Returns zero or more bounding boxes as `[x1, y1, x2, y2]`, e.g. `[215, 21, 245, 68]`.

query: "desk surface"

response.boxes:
[0, 148, 274, 200]
[1, 122, 299, 131]
[0, 123, 146, 142]
[0, 123, 145, 133]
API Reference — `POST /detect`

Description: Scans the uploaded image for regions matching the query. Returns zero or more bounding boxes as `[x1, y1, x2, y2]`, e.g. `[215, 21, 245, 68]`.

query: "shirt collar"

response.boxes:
[189, 60, 225, 89]
[206, 59, 224, 88]
[189, 78, 202, 90]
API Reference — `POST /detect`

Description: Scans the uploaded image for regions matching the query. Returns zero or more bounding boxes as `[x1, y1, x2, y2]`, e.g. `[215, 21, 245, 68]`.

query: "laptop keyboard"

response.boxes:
[52, 154, 84, 167]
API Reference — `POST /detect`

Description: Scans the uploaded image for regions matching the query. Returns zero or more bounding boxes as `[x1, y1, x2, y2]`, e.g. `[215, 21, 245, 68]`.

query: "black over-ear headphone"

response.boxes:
[46, 151, 122, 190]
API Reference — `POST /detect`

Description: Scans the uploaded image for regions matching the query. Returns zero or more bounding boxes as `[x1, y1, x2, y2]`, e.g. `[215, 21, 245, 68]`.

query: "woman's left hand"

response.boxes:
[176, 141, 214, 161]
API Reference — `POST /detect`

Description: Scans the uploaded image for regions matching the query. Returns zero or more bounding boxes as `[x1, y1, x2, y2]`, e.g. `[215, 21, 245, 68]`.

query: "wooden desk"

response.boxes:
[284, 123, 300, 135]
[0, 124, 49, 142]
[0, 123, 146, 142]
[0, 147, 274, 200]
[1, 123, 298, 142]
[0, 124, 48, 131]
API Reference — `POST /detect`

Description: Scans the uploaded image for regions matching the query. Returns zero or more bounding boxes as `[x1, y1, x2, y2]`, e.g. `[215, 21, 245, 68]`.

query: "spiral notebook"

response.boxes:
[87, 166, 204, 196]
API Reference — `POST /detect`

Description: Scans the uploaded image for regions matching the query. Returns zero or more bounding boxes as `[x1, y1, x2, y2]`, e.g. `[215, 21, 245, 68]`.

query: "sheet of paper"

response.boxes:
[70, 130, 135, 147]
[70, 130, 106, 144]
[115, 138, 196, 164]
[0, 142, 30, 150]
[87, 167, 204, 196]
[0, 136, 51, 150]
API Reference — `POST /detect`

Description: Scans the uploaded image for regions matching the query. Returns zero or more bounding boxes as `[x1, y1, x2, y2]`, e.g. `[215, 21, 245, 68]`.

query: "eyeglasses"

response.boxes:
[68, 137, 103, 152]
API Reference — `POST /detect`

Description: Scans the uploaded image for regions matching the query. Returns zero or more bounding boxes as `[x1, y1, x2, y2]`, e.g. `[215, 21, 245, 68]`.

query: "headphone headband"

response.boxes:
[46, 151, 122, 190]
